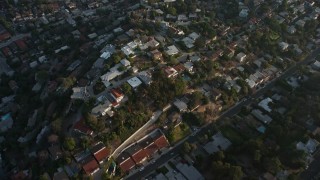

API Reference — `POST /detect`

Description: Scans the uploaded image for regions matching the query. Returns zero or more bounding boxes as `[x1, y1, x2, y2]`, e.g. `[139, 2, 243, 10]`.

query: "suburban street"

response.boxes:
[126, 48, 320, 180]
[0, 33, 30, 49]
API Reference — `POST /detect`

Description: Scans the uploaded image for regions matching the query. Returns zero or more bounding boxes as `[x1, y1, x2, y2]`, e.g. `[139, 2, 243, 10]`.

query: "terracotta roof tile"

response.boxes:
[82, 158, 99, 175]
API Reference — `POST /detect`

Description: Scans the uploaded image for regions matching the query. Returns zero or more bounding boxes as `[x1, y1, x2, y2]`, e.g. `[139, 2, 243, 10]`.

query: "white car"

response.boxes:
[140, 167, 145, 171]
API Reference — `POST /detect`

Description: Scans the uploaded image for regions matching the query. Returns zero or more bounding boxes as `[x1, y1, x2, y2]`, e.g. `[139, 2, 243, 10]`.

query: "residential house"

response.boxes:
[91, 100, 112, 117]
[182, 37, 195, 49]
[146, 38, 160, 49]
[212, 88, 222, 101]
[121, 45, 135, 57]
[251, 109, 273, 124]
[295, 19, 306, 28]
[91, 142, 110, 164]
[8, 80, 18, 92]
[311, 60, 320, 70]
[166, 45, 179, 56]
[211, 49, 224, 61]
[183, 62, 194, 73]
[151, 130, 170, 149]
[139, 137, 158, 157]
[138, 71, 153, 85]
[258, 97, 273, 113]
[173, 64, 186, 74]
[190, 55, 201, 62]
[167, 112, 182, 127]
[150, 49, 163, 61]
[53, 170, 69, 180]
[110, 88, 124, 103]
[48, 145, 63, 160]
[203, 132, 232, 154]
[163, 66, 178, 78]
[177, 14, 188, 21]
[120, 59, 131, 67]
[126, 144, 148, 164]
[116, 153, 136, 173]
[100, 69, 123, 82]
[71, 87, 90, 100]
[73, 119, 94, 136]
[0, 113, 13, 132]
[82, 157, 100, 175]
[127, 77, 142, 89]
[176, 163, 205, 180]
[279, 42, 289, 51]
[239, 9, 249, 18]
[188, 32, 200, 41]
[287, 26, 296, 34]
[236, 52, 247, 63]
[173, 99, 188, 112]
[296, 139, 319, 154]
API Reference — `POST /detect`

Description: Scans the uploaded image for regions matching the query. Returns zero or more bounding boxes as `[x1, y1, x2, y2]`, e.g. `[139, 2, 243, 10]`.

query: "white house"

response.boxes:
[92, 100, 112, 116]
[166, 45, 179, 56]
[236, 52, 246, 62]
[127, 77, 142, 89]
[279, 42, 289, 51]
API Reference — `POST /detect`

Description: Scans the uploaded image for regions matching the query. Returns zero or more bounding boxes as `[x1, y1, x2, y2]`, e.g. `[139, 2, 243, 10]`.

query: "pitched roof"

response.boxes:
[173, 64, 186, 73]
[154, 135, 170, 149]
[0, 32, 11, 42]
[110, 88, 124, 98]
[15, 39, 27, 50]
[116, 153, 136, 172]
[73, 119, 93, 135]
[91, 142, 110, 163]
[82, 158, 99, 175]
[94, 147, 109, 163]
[144, 143, 158, 156]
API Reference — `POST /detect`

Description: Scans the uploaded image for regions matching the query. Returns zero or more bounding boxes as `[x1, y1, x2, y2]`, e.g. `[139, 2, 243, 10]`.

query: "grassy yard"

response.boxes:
[169, 123, 191, 144]
[156, 166, 169, 174]
[220, 126, 246, 145]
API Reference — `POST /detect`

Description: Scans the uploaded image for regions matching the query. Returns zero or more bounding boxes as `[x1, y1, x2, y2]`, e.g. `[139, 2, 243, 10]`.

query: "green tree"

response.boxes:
[80, 136, 91, 149]
[84, 113, 98, 129]
[51, 118, 62, 134]
[112, 54, 121, 64]
[121, 83, 132, 95]
[63, 137, 76, 151]
[36, 70, 49, 83]
[174, 78, 186, 96]
[167, 7, 177, 15]
[183, 142, 192, 153]
[263, 157, 282, 174]
[194, 37, 206, 49]
[62, 76, 76, 89]
[212, 151, 225, 161]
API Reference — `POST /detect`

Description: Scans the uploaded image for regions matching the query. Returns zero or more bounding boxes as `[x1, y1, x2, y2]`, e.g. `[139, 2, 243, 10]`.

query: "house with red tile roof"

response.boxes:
[154, 135, 170, 149]
[2, 47, 12, 57]
[163, 66, 178, 78]
[15, 39, 27, 51]
[116, 153, 136, 173]
[151, 129, 170, 149]
[82, 158, 100, 175]
[173, 64, 186, 74]
[73, 119, 93, 136]
[110, 88, 124, 103]
[91, 142, 110, 164]
[0, 32, 11, 42]
[116, 129, 170, 173]
[126, 144, 148, 164]
[139, 137, 158, 157]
